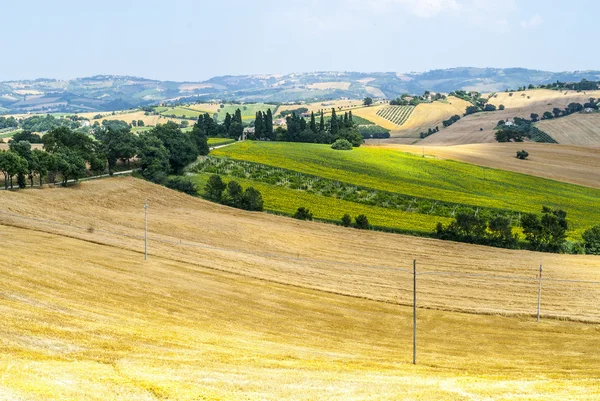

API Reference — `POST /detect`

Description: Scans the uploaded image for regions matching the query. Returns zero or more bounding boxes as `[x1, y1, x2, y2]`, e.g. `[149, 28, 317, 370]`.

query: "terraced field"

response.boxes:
[211, 141, 600, 238]
[376, 105, 414, 126]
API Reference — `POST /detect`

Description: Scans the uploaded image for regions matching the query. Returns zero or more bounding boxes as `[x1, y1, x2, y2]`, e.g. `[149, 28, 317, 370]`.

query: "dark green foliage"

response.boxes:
[495, 128, 525, 142]
[0, 116, 19, 130]
[465, 105, 480, 115]
[205, 174, 226, 202]
[241, 187, 264, 211]
[341, 214, 352, 227]
[225, 180, 244, 207]
[363, 97, 373, 106]
[151, 122, 199, 174]
[483, 104, 497, 112]
[516, 150, 529, 160]
[94, 125, 138, 175]
[191, 117, 210, 156]
[542, 111, 554, 120]
[331, 139, 353, 150]
[521, 207, 568, 252]
[442, 115, 460, 128]
[293, 207, 313, 221]
[21, 115, 78, 132]
[11, 131, 42, 144]
[165, 176, 198, 195]
[138, 133, 170, 183]
[582, 226, 600, 255]
[436, 212, 518, 249]
[354, 214, 370, 230]
[55, 150, 87, 185]
[359, 125, 390, 139]
[499, 104, 505, 110]
[336, 127, 363, 147]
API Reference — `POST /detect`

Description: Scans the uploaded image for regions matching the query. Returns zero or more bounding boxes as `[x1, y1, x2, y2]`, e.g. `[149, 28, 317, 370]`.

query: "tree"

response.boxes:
[255, 111, 264, 139]
[191, 117, 210, 156]
[552, 107, 562, 118]
[521, 207, 568, 252]
[465, 106, 479, 115]
[55, 151, 86, 185]
[341, 214, 352, 227]
[241, 187, 264, 211]
[363, 97, 373, 106]
[582, 226, 600, 255]
[165, 176, 198, 195]
[516, 150, 529, 160]
[499, 104, 505, 110]
[309, 112, 317, 133]
[151, 122, 199, 174]
[224, 113, 232, 132]
[0, 151, 28, 189]
[319, 110, 325, 132]
[205, 174, 226, 202]
[488, 216, 518, 248]
[11, 131, 42, 144]
[542, 111, 554, 120]
[293, 207, 313, 220]
[265, 109, 274, 139]
[30, 149, 51, 186]
[138, 120, 145, 127]
[225, 180, 244, 207]
[483, 104, 497, 112]
[336, 127, 363, 147]
[355, 214, 370, 230]
[330, 109, 339, 136]
[94, 125, 138, 175]
[530, 113, 539, 122]
[138, 133, 170, 183]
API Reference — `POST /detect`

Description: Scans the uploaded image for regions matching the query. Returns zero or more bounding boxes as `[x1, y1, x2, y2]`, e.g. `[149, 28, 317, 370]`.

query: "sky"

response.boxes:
[1, 0, 598, 82]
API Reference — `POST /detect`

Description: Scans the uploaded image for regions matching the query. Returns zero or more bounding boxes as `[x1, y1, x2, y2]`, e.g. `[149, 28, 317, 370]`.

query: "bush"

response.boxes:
[341, 214, 352, 227]
[355, 214, 370, 229]
[516, 150, 529, 160]
[331, 139, 353, 150]
[582, 226, 600, 255]
[165, 176, 198, 195]
[241, 187, 264, 211]
[293, 207, 313, 221]
[205, 174, 226, 201]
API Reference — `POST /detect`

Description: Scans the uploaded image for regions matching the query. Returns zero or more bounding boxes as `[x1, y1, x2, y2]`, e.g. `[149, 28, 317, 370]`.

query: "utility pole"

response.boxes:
[537, 262, 542, 322]
[413, 259, 417, 365]
[144, 200, 148, 260]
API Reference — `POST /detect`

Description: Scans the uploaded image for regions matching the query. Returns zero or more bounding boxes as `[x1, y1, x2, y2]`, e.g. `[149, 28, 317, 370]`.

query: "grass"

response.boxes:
[207, 137, 235, 147]
[158, 106, 202, 119]
[192, 172, 449, 234]
[1, 177, 600, 399]
[212, 142, 600, 237]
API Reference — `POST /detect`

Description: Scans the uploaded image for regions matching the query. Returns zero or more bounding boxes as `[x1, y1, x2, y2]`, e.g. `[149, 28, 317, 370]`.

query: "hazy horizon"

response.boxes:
[1, 0, 598, 81]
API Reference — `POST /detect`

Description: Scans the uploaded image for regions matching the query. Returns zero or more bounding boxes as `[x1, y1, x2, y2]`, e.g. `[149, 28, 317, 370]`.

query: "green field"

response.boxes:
[158, 106, 202, 119]
[211, 142, 600, 237]
[208, 138, 235, 147]
[191, 173, 449, 234]
[213, 104, 275, 121]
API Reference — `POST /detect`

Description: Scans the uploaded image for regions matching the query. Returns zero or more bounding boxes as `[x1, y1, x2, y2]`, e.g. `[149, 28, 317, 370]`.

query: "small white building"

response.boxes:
[584, 108, 595, 113]
[504, 121, 515, 127]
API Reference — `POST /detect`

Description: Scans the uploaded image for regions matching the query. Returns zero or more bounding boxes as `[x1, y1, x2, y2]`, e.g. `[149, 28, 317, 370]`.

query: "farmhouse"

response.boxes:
[274, 118, 286, 126]
[504, 121, 515, 127]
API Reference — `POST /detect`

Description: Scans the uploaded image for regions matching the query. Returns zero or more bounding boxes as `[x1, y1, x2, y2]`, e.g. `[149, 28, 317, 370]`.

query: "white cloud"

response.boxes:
[521, 14, 543, 29]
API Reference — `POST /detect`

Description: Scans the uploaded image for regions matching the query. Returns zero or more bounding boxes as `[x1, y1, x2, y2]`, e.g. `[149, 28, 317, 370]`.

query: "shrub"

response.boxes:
[355, 214, 370, 229]
[341, 214, 352, 227]
[516, 150, 529, 160]
[166, 176, 198, 195]
[293, 207, 313, 221]
[205, 174, 226, 201]
[582, 226, 600, 255]
[499, 105, 505, 110]
[331, 139, 353, 150]
[225, 180, 244, 207]
[241, 187, 264, 211]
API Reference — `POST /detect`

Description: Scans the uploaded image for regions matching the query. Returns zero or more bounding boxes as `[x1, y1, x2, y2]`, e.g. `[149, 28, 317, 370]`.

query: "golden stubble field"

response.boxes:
[420, 89, 600, 145]
[537, 112, 600, 146]
[1, 177, 599, 400]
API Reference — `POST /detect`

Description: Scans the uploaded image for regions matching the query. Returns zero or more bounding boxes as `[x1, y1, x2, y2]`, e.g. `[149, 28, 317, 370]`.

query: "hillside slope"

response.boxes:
[537, 112, 600, 147]
[1, 177, 600, 399]
[419, 89, 600, 145]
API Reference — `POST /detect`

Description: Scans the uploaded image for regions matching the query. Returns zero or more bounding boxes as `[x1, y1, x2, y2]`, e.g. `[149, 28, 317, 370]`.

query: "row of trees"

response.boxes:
[204, 174, 263, 211]
[292, 207, 370, 229]
[436, 207, 600, 254]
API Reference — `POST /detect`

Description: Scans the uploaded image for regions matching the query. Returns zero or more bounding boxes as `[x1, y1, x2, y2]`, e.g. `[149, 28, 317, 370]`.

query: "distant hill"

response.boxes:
[1, 68, 600, 114]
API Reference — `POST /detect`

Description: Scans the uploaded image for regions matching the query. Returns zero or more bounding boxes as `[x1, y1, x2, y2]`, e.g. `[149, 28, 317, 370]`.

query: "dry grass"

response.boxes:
[421, 89, 600, 145]
[537, 112, 600, 147]
[1, 177, 600, 400]
[369, 142, 600, 189]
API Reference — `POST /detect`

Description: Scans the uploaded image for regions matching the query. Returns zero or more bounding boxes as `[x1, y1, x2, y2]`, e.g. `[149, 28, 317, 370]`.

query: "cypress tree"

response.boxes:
[265, 109, 273, 139]
[224, 113, 232, 132]
[234, 109, 242, 124]
[343, 112, 348, 127]
[310, 112, 317, 133]
[330, 108, 339, 136]
[349, 110, 353, 124]
[255, 111, 264, 139]
[319, 110, 325, 132]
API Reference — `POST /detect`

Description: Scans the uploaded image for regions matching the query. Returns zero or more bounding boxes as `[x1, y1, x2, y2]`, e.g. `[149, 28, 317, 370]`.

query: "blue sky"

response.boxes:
[1, 0, 597, 81]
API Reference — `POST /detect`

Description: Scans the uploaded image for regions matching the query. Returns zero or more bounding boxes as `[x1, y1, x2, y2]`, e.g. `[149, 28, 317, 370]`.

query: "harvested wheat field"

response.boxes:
[537, 112, 600, 146]
[370, 142, 600, 189]
[1, 177, 600, 400]
[420, 89, 600, 145]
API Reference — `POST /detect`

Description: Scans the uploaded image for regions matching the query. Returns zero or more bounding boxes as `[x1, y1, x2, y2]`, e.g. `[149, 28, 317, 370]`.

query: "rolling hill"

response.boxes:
[1, 177, 600, 399]
[536, 112, 600, 146]
[2, 68, 600, 114]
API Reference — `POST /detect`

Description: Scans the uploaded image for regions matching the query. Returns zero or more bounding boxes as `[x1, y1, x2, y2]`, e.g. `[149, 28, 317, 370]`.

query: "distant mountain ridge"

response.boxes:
[1, 67, 599, 114]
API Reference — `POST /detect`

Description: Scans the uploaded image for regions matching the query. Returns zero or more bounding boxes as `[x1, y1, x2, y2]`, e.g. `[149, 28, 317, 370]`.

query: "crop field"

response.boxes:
[376, 105, 414, 126]
[207, 137, 236, 147]
[186, 103, 276, 121]
[212, 142, 600, 237]
[1, 177, 600, 399]
[377, 142, 600, 190]
[157, 106, 202, 119]
[420, 89, 600, 146]
[536, 112, 600, 146]
[277, 99, 367, 115]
